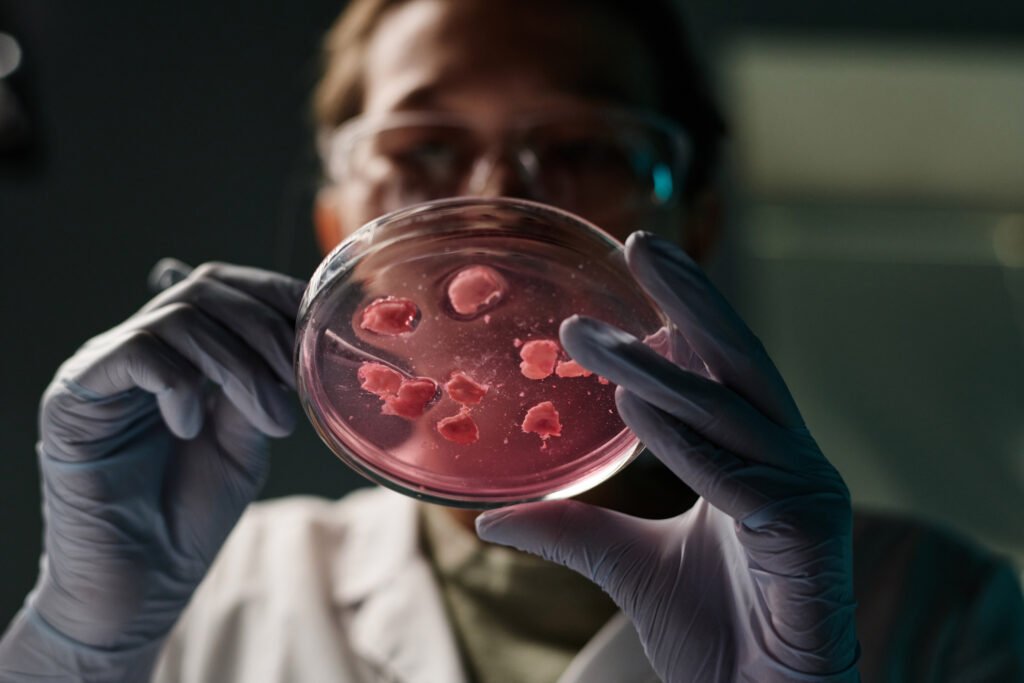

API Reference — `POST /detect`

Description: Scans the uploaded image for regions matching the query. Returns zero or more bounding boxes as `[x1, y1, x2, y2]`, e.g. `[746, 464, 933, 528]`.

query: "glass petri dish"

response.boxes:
[295, 197, 667, 507]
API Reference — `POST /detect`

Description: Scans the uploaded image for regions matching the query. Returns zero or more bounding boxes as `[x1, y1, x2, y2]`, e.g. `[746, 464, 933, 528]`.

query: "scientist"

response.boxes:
[2, 0, 1023, 681]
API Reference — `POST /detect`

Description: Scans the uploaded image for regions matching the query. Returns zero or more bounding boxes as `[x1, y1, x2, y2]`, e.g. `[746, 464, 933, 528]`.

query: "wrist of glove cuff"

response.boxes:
[34, 440, 203, 651]
[0, 606, 165, 683]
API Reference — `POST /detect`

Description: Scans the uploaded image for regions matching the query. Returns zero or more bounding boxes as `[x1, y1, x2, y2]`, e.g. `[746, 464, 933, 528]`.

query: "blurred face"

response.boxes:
[318, 0, 709, 519]
[320, 0, 696, 246]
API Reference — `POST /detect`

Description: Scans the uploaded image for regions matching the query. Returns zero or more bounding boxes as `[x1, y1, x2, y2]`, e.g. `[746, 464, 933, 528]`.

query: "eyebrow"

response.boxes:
[386, 77, 655, 115]
[390, 85, 444, 112]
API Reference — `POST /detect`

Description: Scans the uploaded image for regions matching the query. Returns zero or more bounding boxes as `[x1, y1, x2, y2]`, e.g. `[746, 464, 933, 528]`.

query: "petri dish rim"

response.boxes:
[294, 196, 666, 508]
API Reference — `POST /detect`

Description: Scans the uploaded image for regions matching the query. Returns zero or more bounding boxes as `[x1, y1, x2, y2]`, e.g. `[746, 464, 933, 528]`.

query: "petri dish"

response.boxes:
[295, 197, 667, 507]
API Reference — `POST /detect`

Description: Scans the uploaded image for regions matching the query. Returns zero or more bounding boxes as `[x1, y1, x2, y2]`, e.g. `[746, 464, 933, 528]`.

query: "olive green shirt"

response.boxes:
[420, 504, 619, 683]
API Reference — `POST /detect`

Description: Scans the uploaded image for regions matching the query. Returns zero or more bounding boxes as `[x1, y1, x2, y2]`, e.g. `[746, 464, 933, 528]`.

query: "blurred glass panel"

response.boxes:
[739, 204, 1024, 564]
[724, 38, 1024, 566]
[725, 38, 1024, 206]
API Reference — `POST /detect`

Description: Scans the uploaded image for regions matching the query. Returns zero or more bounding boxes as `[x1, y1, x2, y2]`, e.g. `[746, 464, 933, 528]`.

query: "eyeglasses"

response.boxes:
[319, 108, 691, 223]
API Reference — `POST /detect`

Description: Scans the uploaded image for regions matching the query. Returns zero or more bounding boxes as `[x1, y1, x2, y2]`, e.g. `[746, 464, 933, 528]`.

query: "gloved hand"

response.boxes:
[476, 232, 860, 682]
[1, 263, 303, 678]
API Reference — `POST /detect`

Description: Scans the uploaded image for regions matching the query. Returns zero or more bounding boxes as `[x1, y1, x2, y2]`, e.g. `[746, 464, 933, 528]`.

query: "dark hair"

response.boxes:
[312, 0, 727, 192]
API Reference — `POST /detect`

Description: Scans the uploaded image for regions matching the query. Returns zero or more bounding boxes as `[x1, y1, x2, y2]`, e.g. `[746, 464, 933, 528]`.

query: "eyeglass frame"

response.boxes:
[316, 106, 693, 217]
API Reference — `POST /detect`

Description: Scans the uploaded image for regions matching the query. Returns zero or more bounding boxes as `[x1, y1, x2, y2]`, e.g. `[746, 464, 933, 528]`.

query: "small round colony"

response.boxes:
[360, 297, 420, 335]
[519, 339, 560, 380]
[447, 265, 506, 317]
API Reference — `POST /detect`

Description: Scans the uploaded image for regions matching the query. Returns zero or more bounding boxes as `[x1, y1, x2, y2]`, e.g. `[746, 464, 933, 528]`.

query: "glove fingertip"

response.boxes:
[474, 508, 516, 540]
[626, 229, 696, 270]
[557, 313, 586, 343]
[474, 501, 573, 551]
[241, 380, 297, 438]
[475, 499, 605, 554]
[158, 389, 204, 440]
[623, 229, 657, 254]
[267, 394, 297, 438]
[479, 501, 650, 594]
[614, 385, 649, 424]
[558, 315, 637, 370]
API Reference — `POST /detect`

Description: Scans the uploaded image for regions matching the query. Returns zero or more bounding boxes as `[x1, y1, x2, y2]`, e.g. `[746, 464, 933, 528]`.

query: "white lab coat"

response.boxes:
[150, 486, 1024, 683]
[150, 487, 656, 683]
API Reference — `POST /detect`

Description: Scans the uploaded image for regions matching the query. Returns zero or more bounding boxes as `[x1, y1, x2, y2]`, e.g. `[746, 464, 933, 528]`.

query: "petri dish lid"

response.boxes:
[295, 197, 667, 507]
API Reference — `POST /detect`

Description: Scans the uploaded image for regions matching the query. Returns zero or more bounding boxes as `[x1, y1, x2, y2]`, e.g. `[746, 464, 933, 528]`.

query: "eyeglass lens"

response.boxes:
[341, 115, 682, 223]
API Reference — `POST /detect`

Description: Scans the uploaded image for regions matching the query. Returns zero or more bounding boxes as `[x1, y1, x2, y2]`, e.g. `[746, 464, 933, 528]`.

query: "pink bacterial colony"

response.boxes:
[446, 265, 506, 316]
[522, 401, 563, 440]
[359, 296, 420, 335]
[358, 363, 438, 419]
[555, 359, 592, 378]
[436, 409, 480, 445]
[519, 340, 560, 379]
[382, 379, 438, 418]
[352, 264, 608, 448]
[445, 372, 489, 404]
[357, 362, 402, 395]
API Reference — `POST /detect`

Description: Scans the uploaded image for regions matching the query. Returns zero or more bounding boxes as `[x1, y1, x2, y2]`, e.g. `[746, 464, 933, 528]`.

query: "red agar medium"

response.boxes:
[297, 199, 666, 506]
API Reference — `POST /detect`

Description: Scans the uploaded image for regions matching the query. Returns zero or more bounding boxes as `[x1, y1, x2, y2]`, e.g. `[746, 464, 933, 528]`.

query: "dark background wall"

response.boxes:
[2, 0, 1022, 628]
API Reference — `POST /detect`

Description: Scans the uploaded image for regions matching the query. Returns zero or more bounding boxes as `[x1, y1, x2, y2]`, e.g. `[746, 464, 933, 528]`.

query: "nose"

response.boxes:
[464, 150, 538, 201]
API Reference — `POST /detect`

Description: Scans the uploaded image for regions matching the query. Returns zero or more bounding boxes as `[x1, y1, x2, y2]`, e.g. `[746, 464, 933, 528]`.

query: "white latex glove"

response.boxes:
[476, 232, 860, 682]
[0, 263, 303, 681]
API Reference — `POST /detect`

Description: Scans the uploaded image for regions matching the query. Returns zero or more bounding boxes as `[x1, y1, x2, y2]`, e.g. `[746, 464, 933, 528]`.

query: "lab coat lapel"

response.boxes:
[331, 487, 659, 683]
[334, 489, 468, 683]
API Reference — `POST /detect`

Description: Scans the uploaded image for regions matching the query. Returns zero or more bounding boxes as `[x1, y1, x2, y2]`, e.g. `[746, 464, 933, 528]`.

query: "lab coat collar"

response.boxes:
[331, 487, 423, 606]
[329, 487, 659, 683]
[332, 488, 468, 683]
